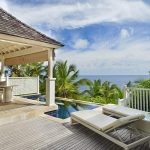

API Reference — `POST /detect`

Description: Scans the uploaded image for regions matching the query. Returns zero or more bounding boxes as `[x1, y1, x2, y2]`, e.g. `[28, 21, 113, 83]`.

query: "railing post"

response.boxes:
[6, 76, 9, 86]
[37, 76, 39, 94]
[118, 85, 128, 106]
[123, 85, 131, 106]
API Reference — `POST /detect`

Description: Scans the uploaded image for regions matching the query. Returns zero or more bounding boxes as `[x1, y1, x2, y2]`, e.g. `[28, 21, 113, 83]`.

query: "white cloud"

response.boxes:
[73, 39, 88, 49]
[1, 0, 150, 75]
[0, 0, 9, 11]
[56, 39, 150, 75]
[2, 0, 150, 29]
[120, 29, 130, 39]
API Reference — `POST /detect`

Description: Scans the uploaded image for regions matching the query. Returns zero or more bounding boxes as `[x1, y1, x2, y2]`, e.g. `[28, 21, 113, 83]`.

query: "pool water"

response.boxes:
[45, 100, 99, 119]
[22, 95, 99, 119]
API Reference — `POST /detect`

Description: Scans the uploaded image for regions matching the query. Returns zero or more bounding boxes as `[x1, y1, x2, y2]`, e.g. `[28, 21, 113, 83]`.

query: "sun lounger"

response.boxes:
[102, 104, 145, 117]
[71, 110, 150, 150]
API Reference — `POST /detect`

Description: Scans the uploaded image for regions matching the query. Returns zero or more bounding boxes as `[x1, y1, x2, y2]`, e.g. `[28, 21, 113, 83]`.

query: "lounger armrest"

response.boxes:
[104, 114, 145, 133]
[117, 114, 145, 127]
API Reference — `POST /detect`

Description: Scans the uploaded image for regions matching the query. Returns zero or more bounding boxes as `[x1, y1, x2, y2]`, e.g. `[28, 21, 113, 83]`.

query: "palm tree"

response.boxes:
[83, 80, 123, 103]
[82, 79, 102, 97]
[126, 81, 132, 87]
[53, 60, 88, 98]
[6, 65, 23, 77]
[7, 62, 46, 77]
[100, 81, 123, 103]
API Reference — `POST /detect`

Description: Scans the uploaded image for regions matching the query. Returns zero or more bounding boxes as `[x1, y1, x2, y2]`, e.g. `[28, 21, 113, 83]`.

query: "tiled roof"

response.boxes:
[0, 8, 63, 47]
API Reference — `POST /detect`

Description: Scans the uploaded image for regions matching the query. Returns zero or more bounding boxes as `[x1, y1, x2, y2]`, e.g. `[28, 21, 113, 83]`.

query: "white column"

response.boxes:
[46, 49, 57, 107]
[0, 57, 5, 81]
[37, 76, 40, 94]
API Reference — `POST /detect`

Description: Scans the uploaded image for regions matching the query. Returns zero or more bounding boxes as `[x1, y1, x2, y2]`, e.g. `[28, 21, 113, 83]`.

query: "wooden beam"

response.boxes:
[0, 39, 31, 47]
[0, 33, 61, 49]
[3, 46, 51, 59]
[5, 51, 48, 65]
[0, 46, 31, 55]
[0, 44, 31, 55]
[0, 42, 14, 52]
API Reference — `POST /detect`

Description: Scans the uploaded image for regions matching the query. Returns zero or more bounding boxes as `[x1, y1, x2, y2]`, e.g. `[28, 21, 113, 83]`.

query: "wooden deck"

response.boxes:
[0, 117, 149, 150]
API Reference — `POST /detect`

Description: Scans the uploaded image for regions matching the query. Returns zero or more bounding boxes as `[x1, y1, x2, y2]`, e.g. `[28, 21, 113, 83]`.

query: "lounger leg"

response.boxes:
[71, 118, 78, 125]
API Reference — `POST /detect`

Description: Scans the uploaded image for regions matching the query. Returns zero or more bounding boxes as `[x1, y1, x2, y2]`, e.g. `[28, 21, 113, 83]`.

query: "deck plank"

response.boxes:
[0, 117, 149, 150]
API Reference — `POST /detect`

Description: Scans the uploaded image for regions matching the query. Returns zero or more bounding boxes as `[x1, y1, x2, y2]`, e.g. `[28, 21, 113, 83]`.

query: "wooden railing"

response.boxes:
[123, 86, 150, 112]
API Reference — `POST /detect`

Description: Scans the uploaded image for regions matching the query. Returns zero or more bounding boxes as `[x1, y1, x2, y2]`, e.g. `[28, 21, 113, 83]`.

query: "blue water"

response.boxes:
[45, 100, 99, 119]
[78, 75, 149, 88]
[22, 95, 99, 119]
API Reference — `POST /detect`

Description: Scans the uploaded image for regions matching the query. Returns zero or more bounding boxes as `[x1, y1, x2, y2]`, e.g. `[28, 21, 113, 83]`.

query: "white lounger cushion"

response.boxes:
[71, 110, 145, 132]
[71, 110, 117, 131]
[102, 104, 145, 117]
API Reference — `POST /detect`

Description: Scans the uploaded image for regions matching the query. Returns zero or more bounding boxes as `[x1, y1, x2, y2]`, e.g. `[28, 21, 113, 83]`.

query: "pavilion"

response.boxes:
[0, 8, 63, 106]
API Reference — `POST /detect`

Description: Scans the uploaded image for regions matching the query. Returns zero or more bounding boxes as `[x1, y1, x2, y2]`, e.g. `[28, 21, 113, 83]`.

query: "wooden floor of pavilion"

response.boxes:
[0, 97, 57, 126]
[0, 117, 149, 150]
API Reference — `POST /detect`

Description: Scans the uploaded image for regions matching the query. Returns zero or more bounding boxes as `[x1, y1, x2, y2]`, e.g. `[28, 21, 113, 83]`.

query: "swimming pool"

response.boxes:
[23, 95, 99, 119]
[45, 100, 99, 119]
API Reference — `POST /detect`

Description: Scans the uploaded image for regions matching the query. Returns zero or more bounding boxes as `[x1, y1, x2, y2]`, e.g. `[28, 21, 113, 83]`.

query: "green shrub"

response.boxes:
[73, 95, 117, 104]
[135, 79, 150, 88]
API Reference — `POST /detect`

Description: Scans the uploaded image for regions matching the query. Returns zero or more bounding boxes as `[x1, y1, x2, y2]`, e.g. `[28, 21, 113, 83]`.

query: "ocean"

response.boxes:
[78, 75, 149, 89]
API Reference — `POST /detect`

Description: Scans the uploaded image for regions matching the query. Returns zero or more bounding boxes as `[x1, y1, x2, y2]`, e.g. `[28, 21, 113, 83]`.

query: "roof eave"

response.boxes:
[0, 33, 63, 49]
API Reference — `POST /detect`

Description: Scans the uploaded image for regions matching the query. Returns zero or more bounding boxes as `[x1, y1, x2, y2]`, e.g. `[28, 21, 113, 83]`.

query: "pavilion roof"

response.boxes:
[0, 8, 63, 47]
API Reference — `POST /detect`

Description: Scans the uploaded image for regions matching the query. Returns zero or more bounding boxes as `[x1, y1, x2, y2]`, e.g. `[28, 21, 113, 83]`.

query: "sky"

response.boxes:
[0, 0, 150, 75]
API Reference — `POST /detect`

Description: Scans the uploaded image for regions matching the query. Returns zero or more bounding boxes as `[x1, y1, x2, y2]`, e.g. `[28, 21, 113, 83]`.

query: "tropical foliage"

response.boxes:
[6, 60, 124, 104]
[7, 62, 46, 77]
[82, 79, 123, 104]
[83, 79, 102, 97]
[126, 72, 150, 89]
[53, 61, 89, 98]
[134, 79, 150, 88]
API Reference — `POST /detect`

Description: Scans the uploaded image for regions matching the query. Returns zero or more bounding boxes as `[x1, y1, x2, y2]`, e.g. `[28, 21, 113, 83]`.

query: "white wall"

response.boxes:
[8, 77, 39, 95]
